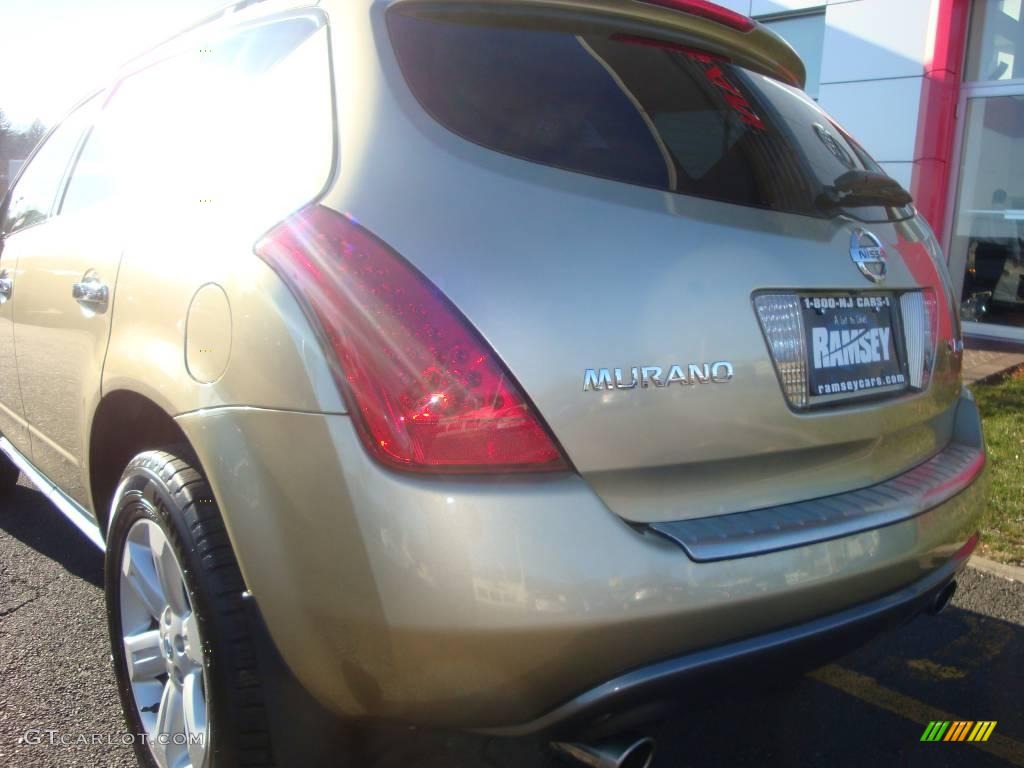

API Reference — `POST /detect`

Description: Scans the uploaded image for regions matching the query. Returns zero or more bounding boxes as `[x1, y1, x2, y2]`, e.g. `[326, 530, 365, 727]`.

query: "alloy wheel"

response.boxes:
[119, 518, 209, 768]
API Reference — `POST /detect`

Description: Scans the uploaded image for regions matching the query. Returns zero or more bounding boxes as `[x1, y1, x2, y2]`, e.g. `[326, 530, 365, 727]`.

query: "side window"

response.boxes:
[61, 15, 330, 219]
[59, 111, 120, 215]
[1, 97, 96, 235]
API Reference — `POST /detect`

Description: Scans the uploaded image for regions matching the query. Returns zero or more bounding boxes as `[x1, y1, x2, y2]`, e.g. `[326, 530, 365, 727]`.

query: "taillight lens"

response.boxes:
[255, 205, 568, 474]
[754, 294, 809, 408]
[900, 290, 939, 390]
[636, 0, 756, 32]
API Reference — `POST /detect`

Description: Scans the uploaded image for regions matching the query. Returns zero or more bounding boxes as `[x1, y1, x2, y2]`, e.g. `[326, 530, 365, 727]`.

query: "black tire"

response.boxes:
[105, 448, 273, 767]
[0, 452, 19, 494]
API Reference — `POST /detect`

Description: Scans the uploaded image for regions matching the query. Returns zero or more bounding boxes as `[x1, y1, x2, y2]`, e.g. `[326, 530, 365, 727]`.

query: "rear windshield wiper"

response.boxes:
[816, 170, 913, 212]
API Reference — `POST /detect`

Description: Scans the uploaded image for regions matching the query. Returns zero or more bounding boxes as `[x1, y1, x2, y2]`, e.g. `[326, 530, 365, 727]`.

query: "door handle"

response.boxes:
[0, 271, 11, 304]
[72, 279, 109, 310]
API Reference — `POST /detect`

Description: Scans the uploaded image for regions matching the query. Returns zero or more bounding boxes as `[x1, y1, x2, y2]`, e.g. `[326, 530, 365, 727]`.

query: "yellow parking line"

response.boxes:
[905, 617, 1012, 682]
[809, 665, 1024, 766]
[906, 658, 967, 680]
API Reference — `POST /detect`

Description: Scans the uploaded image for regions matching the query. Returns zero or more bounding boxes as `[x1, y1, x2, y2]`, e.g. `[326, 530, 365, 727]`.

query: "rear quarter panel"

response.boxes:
[101, 214, 346, 420]
[100, 9, 345, 442]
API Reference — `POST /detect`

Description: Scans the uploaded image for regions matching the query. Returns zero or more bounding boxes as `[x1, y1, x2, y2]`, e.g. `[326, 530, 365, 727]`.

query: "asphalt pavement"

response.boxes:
[2, 475, 1023, 768]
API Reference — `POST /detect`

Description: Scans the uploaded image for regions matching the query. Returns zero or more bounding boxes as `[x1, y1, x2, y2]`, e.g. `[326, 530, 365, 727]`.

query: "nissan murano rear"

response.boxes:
[0, 1, 986, 766]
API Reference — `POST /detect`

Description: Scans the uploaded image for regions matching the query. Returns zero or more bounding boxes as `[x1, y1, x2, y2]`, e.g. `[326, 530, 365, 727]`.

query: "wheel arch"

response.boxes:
[88, 389, 192, 535]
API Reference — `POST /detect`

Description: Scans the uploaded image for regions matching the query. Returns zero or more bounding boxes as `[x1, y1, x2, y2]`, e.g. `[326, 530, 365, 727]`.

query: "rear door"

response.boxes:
[0, 98, 98, 465]
[7, 93, 126, 508]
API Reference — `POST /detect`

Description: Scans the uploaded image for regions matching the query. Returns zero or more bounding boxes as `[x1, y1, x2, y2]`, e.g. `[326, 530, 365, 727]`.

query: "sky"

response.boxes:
[0, 0, 227, 130]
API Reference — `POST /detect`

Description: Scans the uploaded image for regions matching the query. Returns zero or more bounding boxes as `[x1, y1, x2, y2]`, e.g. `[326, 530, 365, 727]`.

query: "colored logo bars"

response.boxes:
[921, 721, 997, 742]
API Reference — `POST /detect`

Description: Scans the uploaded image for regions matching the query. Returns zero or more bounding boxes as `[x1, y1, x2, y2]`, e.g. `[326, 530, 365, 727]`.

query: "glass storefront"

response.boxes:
[950, 96, 1024, 329]
[950, 0, 1024, 340]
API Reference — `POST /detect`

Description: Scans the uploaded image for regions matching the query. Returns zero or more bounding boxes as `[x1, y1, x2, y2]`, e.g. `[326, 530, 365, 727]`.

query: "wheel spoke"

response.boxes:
[149, 524, 190, 616]
[182, 613, 204, 667]
[123, 629, 164, 682]
[152, 680, 183, 768]
[123, 541, 167, 621]
[182, 669, 208, 767]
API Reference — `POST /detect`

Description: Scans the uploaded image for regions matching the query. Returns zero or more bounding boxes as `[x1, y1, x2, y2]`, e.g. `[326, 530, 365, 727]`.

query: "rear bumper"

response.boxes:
[484, 534, 976, 737]
[176, 389, 987, 732]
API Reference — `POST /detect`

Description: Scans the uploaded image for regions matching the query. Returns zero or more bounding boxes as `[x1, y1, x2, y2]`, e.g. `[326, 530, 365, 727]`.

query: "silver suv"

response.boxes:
[0, 1, 986, 767]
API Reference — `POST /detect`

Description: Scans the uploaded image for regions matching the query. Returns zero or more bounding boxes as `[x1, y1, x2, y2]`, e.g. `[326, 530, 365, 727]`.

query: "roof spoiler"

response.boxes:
[389, 0, 806, 88]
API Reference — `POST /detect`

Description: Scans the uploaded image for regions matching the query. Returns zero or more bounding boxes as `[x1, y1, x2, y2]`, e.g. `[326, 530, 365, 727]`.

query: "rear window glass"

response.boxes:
[388, 13, 909, 222]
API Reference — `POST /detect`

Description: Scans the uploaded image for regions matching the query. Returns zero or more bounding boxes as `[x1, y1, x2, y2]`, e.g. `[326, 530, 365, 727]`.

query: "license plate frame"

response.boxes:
[800, 292, 909, 405]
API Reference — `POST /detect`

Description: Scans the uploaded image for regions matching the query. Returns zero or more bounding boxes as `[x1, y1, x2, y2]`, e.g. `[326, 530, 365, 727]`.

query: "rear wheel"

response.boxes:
[105, 448, 273, 767]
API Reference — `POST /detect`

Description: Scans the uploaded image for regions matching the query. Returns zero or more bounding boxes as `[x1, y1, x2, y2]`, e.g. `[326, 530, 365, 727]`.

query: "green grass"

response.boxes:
[972, 365, 1024, 566]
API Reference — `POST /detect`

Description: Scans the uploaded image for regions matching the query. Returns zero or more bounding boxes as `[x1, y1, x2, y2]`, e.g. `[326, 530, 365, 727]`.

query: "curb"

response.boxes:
[966, 360, 1024, 387]
[967, 554, 1024, 583]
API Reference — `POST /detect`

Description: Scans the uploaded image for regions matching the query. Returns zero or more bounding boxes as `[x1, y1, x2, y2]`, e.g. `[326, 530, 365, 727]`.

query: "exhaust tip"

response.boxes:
[551, 736, 655, 768]
[929, 580, 957, 615]
[619, 737, 655, 768]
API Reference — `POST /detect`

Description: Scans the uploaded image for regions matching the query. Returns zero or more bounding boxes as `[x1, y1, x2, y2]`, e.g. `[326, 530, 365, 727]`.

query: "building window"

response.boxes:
[760, 12, 826, 99]
[950, 96, 1024, 333]
[965, 0, 1024, 82]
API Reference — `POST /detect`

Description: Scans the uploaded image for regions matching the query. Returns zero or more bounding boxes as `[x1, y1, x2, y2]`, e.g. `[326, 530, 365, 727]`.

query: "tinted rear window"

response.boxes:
[388, 13, 908, 221]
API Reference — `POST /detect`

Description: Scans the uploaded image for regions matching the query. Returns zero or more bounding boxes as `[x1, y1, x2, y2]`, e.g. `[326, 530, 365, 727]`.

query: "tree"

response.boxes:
[10, 119, 47, 159]
[26, 119, 46, 147]
[0, 109, 47, 193]
[0, 108, 12, 160]
[0, 109, 13, 192]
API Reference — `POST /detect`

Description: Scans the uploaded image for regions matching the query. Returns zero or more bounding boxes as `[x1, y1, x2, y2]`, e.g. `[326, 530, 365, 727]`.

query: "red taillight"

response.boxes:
[636, 0, 756, 32]
[255, 205, 568, 474]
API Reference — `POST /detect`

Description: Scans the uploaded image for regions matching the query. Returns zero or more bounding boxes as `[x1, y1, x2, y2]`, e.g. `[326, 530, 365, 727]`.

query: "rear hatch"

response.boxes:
[345, 0, 963, 522]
